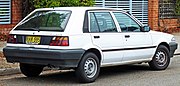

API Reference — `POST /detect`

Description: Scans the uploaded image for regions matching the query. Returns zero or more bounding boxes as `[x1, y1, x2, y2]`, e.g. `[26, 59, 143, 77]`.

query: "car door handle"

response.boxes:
[125, 35, 130, 38]
[94, 36, 100, 39]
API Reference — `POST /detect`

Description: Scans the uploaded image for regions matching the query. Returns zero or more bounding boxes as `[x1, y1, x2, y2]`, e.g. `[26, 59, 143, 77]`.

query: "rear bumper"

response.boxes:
[169, 42, 178, 57]
[3, 47, 85, 68]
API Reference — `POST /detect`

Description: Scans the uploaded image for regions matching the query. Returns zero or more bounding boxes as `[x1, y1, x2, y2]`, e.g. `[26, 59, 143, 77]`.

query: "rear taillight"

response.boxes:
[50, 36, 69, 46]
[7, 35, 17, 43]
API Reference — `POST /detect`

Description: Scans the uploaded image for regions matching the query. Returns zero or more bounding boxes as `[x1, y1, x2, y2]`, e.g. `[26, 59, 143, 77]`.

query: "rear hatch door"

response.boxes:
[8, 10, 71, 48]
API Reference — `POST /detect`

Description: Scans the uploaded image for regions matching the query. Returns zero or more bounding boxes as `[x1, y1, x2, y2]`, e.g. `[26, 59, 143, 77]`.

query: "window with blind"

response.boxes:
[0, 0, 11, 24]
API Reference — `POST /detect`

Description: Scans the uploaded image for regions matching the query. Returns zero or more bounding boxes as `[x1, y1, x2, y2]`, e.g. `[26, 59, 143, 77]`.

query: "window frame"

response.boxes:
[88, 10, 119, 33]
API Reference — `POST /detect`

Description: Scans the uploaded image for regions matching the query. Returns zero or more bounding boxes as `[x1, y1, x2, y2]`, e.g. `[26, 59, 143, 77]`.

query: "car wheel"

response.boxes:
[149, 45, 170, 70]
[20, 63, 44, 77]
[75, 52, 100, 83]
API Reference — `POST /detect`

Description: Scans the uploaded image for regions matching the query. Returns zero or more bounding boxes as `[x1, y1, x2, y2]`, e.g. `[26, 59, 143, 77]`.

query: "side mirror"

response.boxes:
[141, 26, 150, 32]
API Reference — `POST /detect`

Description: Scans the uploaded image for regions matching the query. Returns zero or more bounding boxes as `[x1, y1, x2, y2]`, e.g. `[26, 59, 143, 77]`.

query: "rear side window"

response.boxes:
[15, 10, 71, 32]
[89, 12, 117, 33]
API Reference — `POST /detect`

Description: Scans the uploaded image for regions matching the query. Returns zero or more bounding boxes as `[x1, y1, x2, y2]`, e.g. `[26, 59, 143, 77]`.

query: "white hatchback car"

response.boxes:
[3, 7, 177, 83]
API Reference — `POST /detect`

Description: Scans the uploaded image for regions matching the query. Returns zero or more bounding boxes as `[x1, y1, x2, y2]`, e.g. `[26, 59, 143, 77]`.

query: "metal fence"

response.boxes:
[95, 0, 148, 25]
[159, 0, 176, 19]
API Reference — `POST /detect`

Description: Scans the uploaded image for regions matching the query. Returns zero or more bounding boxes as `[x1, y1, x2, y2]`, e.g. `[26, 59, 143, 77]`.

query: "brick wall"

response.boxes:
[0, 0, 22, 35]
[159, 19, 180, 33]
[148, 0, 179, 33]
[148, 0, 159, 31]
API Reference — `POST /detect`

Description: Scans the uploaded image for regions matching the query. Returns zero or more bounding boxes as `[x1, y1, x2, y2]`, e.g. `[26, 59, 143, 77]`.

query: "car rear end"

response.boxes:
[3, 8, 86, 68]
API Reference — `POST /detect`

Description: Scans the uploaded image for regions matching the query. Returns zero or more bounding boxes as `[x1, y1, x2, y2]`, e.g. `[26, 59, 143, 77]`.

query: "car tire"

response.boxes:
[149, 45, 170, 70]
[20, 63, 44, 77]
[75, 52, 100, 83]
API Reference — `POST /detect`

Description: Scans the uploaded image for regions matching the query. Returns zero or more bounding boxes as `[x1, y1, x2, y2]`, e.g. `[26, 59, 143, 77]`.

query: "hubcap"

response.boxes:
[155, 51, 167, 67]
[84, 58, 97, 78]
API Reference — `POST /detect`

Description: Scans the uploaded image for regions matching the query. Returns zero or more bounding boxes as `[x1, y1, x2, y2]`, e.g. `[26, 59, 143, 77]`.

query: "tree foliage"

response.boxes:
[22, 0, 94, 18]
[175, 0, 180, 27]
[30, 0, 95, 8]
[175, 0, 180, 16]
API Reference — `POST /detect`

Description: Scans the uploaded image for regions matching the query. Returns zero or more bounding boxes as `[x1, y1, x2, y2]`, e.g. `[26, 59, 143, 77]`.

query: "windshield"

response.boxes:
[15, 10, 71, 32]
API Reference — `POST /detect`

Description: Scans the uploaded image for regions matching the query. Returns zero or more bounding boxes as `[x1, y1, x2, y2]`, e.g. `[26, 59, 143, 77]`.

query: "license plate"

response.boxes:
[26, 36, 41, 45]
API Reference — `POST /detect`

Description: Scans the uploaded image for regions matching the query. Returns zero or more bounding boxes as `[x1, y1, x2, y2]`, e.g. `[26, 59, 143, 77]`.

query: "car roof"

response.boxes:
[35, 7, 126, 12]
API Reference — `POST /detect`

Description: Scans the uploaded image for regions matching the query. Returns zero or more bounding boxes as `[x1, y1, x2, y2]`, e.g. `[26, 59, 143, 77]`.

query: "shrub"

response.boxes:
[0, 33, 7, 41]
[31, 0, 95, 8]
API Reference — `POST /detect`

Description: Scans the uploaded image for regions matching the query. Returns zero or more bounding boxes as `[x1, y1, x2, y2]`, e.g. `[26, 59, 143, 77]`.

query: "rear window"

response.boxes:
[15, 10, 71, 32]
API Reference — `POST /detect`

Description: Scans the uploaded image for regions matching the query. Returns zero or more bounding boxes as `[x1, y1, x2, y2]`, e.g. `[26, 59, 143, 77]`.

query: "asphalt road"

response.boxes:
[0, 56, 180, 86]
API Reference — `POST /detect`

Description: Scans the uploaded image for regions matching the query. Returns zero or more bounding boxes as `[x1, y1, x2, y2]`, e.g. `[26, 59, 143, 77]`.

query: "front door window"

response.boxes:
[113, 12, 141, 32]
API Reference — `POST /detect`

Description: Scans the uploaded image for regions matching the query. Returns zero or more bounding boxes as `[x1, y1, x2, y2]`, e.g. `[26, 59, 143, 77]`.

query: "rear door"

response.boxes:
[88, 11, 125, 64]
